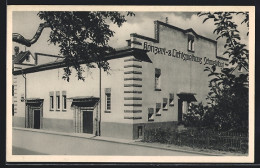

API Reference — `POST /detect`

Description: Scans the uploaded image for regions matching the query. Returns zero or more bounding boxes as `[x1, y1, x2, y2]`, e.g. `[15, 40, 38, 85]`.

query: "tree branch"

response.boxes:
[12, 22, 50, 47]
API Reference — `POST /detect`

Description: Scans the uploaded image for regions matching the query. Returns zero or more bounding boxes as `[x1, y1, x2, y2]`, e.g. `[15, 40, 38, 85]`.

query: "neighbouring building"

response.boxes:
[12, 20, 228, 140]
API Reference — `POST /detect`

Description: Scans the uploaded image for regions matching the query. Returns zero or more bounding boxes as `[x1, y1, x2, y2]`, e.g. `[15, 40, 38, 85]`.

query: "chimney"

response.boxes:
[165, 17, 168, 24]
[14, 46, 19, 56]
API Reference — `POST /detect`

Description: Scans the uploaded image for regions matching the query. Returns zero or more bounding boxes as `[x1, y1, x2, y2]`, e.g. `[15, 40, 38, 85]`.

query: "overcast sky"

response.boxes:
[12, 11, 249, 58]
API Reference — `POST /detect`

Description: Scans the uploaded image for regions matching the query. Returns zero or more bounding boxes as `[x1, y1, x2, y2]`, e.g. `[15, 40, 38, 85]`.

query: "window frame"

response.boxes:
[62, 95, 67, 111]
[188, 35, 195, 52]
[156, 103, 161, 116]
[105, 88, 112, 112]
[50, 95, 54, 110]
[56, 95, 60, 111]
[148, 108, 154, 121]
[163, 98, 168, 110]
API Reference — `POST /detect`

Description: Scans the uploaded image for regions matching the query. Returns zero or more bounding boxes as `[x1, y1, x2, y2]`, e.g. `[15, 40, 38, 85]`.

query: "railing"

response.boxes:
[143, 128, 248, 153]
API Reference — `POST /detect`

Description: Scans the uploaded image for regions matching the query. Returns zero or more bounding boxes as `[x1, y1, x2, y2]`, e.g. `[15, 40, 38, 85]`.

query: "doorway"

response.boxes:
[83, 111, 93, 134]
[26, 99, 43, 129]
[33, 109, 41, 129]
[178, 99, 183, 122]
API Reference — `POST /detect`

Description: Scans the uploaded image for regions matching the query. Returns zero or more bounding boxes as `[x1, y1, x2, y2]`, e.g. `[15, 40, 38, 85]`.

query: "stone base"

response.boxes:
[13, 116, 25, 128]
[42, 118, 74, 133]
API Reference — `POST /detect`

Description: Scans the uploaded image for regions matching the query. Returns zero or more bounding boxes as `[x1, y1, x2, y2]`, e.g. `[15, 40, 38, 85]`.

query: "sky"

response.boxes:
[12, 11, 249, 58]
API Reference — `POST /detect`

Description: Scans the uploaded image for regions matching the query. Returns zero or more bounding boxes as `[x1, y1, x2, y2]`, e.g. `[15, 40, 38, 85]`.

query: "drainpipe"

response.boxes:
[99, 66, 101, 136]
[21, 71, 26, 128]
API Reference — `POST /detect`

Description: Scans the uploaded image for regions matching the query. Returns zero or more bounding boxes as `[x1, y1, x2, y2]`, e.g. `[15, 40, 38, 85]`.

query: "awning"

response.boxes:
[68, 96, 99, 108]
[177, 92, 197, 102]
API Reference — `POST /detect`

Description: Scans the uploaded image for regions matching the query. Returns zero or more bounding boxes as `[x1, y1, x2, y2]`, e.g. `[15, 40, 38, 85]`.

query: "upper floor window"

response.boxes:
[105, 88, 111, 111]
[155, 68, 161, 91]
[188, 35, 195, 52]
[26, 55, 30, 62]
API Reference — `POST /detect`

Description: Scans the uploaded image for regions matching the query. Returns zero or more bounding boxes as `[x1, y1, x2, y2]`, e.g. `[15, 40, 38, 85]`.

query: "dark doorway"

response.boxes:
[137, 126, 143, 139]
[83, 111, 93, 134]
[178, 99, 183, 122]
[33, 110, 40, 129]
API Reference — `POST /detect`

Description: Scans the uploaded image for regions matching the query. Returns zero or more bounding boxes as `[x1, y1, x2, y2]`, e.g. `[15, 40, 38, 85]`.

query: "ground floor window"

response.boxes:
[148, 108, 154, 121]
[156, 103, 161, 116]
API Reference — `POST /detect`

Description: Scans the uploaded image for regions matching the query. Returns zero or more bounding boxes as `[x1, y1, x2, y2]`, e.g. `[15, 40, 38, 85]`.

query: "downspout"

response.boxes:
[99, 66, 101, 136]
[21, 72, 26, 128]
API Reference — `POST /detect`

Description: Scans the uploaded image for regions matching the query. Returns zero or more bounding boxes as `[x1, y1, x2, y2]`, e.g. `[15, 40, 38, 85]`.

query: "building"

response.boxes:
[12, 20, 227, 140]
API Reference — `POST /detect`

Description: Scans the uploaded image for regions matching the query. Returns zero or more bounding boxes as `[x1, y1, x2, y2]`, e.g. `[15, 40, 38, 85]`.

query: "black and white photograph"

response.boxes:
[6, 5, 255, 163]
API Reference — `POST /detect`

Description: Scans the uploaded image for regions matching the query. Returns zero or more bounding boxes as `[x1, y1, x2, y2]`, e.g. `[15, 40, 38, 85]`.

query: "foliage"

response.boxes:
[37, 11, 134, 81]
[198, 12, 249, 69]
[183, 102, 208, 128]
[182, 12, 249, 131]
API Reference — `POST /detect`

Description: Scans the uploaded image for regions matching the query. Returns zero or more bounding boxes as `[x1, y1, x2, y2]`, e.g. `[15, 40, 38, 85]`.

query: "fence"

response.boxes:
[143, 128, 248, 153]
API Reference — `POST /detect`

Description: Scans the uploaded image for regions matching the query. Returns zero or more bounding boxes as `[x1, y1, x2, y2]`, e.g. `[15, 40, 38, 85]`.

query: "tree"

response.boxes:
[184, 12, 249, 131]
[13, 11, 134, 81]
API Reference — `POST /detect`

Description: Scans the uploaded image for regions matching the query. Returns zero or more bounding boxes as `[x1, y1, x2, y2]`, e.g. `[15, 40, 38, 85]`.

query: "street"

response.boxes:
[12, 128, 205, 156]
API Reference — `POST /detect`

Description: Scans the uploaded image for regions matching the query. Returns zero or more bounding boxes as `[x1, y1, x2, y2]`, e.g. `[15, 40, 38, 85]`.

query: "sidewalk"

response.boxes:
[13, 127, 246, 156]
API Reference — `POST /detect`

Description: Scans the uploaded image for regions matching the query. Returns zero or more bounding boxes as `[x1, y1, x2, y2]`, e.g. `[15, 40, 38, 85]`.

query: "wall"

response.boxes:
[130, 21, 222, 127]
[13, 56, 130, 134]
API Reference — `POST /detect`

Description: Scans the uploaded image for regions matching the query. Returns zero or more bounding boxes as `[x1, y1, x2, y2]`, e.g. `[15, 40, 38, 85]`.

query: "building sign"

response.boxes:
[143, 42, 225, 67]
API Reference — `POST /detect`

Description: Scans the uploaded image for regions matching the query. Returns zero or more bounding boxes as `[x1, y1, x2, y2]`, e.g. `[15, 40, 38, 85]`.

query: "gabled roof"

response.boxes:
[13, 51, 34, 64]
[184, 28, 199, 37]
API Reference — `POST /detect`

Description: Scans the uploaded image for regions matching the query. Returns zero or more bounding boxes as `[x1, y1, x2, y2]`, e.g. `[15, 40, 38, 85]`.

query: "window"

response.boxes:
[163, 98, 168, 110]
[56, 95, 60, 110]
[148, 108, 154, 121]
[62, 91, 67, 111]
[169, 93, 174, 106]
[188, 35, 195, 51]
[105, 88, 111, 111]
[50, 96, 54, 110]
[156, 103, 161, 116]
[137, 126, 143, 139]
[26, 55, 30, 62]
[155, 68, 161, 91]
[49, 91, 54, 110]
[12, 85, 14, 96]
[56, 91, 60, 111]
[12, 104, 14, 116]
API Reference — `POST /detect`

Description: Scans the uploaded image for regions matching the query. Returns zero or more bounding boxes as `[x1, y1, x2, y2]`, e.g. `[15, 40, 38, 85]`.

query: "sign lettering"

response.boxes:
[143, 42, 224, 67]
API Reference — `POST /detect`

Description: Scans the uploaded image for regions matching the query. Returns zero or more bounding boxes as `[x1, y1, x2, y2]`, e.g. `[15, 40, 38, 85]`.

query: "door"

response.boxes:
[83, 111, 93, 134]
[178, 99, 183, 122]
[33, 109, 40, 129]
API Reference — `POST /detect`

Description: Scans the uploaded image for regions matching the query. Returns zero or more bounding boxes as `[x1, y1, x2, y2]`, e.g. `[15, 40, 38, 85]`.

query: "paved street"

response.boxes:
[12, 128, 205, 156]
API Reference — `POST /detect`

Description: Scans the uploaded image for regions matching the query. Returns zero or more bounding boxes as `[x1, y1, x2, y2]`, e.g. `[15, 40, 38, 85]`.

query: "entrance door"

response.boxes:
[178, 99, 183, 122]
[83, 111, 93, 134]
[33, 109, 41, 129]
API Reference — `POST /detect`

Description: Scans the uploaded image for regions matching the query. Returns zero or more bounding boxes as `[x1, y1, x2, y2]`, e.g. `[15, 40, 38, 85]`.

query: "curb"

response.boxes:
[13, 127, 222, 156]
